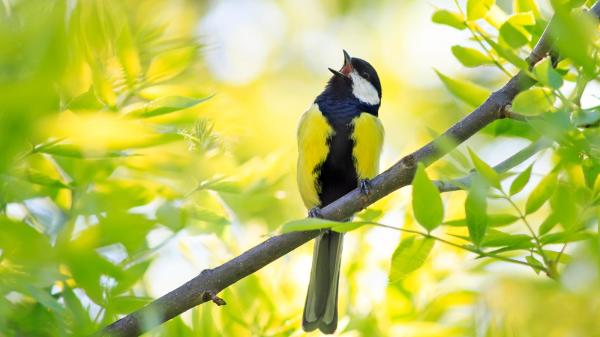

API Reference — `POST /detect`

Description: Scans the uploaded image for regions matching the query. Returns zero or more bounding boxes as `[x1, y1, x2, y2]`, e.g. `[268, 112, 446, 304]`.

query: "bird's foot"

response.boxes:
[359, 179, 372, 196]
[308, 207, 323, 218]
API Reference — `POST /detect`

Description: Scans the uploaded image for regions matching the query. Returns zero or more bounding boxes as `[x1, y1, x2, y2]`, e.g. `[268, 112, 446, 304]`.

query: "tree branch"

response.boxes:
[97, 3, 600, 336]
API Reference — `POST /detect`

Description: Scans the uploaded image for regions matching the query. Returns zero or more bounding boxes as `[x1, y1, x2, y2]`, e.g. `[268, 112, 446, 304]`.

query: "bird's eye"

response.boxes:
[362, 72, 370, 79]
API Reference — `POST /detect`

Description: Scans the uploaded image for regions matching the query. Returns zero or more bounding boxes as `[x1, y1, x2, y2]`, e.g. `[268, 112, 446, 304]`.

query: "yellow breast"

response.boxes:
[296, 104, 334, 209]
[351, 113, 384, 180]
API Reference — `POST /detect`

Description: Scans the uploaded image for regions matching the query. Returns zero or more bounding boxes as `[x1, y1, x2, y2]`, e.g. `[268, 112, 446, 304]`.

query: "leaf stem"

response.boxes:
[501, 194, 552, 274]
[369, 222, 536, 269]
[451, 0, 512, 77]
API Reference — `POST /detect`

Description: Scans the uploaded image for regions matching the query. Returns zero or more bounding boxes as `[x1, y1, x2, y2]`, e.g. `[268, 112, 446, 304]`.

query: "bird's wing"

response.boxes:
[297, 104, 334, 209]
[351, 112, 384, 179]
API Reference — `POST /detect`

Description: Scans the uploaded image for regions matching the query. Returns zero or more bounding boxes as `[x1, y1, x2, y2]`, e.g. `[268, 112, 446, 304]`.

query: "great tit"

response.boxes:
[297, 50, 384, 334]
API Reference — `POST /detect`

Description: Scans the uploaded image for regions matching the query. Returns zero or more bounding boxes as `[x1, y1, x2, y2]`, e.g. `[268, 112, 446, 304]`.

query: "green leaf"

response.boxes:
[526, 255, 544, 274]
[20, 169, 70, 188]
[510, 164, 533, 195]
[281, 218, 343, 233]
[108, 296, 153, 314]
[67, 88, 104, 111]
[552, 8, 596, 76]
[389, 237, 434, 282]
[512, 87, 555, 116]
[157, 202, 187, 231]
[550, 184, 577, 229]
[525, 172, 558, 214]
[146, 47, 196, 83]
[479, 33, 529, 69]
[444, 213, 519, 227]
[128, 95, 212, 118]
[412, 163, 444, 231]
[481, 229, 533, 247]
[571, 106, 600, 126]
[544, 250, 571, 264]
[468, 148, 501, 189]
[35, 143, 135, 158]
[465, 176, 488, 246]
[533, 57, 563, 89]
[513, 0, 541, 18]
[538, 212, 559, 235]
[62, 286, 93, 334]
[197, 177, 241, 194]
[26, 285, 65, 314]
[432, 9, 466, 30]
[466, 0, 495, 20]
[499, 20, 529, 48]
[508, 12, 536, 25]
[435, 70, 490, 107]
[332, 221, 368, 233]
[540, 230, 593, 244]
[451, 46, 493, 67]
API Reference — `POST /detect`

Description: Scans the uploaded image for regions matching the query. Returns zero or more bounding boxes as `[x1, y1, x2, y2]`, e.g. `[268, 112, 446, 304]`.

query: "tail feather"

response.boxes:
[302, 231, 343, 334]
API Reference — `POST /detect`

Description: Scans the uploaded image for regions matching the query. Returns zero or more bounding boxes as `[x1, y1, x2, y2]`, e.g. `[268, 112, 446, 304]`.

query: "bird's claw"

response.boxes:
[359, 179, 372, 196]
[308, 207, 323, 218]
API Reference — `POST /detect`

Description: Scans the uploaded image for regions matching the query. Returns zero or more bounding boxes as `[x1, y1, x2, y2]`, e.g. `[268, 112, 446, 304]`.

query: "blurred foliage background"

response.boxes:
[1, 0, 599, 336]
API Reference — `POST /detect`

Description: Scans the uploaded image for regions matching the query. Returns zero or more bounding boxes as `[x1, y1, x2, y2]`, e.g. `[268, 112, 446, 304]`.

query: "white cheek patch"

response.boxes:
[350, 70, 380, 105]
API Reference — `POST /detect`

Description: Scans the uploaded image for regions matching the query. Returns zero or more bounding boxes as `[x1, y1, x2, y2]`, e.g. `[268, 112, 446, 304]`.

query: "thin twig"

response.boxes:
[369, 222, 535, 269]
[434, 137, 552, 192]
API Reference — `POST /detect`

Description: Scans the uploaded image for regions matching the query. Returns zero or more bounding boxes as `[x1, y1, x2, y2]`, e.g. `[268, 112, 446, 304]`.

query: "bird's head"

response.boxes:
[327, 50, 382, 107]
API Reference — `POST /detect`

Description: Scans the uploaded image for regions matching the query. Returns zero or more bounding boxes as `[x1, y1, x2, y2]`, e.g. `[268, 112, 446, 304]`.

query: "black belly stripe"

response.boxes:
[316, 119, 357, 207]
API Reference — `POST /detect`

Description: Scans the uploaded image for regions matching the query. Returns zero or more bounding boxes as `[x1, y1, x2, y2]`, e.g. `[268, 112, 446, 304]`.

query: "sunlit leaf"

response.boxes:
[91, 67, 117, 108]
[116, 23, 141, 88]
[499, 20, 529, 48]
[432, 9, 466, 30]
[468, 148, 501, 189]
[67, 88, 104, 111]
[63, 286, 94, 334]
[571, 106, 600, 126]
[412, 163, 444, 231]
[510, 164, 532, 195]
[526, 255, 544, 274]
[108, 295, 153, 314]
[389, 237, 434, 282]
[138, 85, 209, 100]
[451, 45, 493, 67]
[550, 184, 577, 229]
[157, 202, 188, 231]
[127, 95, 211, 118]
[533, 57, 563, 89]
[480, 33, 529, 69]
[197, 177, 241, 193]
[444, 213, 519, 227]
[35, 143, 135, 158]
[539, 212, 559, 235]
[281, 218, 343, 233]
[512, 87, 555, 116]
[540, 230, 593, 244]
[525, 172, 558, 214]
[465, 176, 488, 246]
[551, 6, 597, 76]
[513, 0, 541, 18]
[481, 229, 533, 247]
[466, 0, 495, 20]
[435, 70, 490, 107]
[18, 169, 70, 188]
[113, 260, 152, 295]
[26, 285, 65, 314]
[146, 47, 196, 83]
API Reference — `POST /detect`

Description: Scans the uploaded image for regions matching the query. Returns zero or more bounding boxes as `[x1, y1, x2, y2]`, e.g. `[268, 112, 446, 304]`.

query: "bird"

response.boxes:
[296, 50, 384, 334]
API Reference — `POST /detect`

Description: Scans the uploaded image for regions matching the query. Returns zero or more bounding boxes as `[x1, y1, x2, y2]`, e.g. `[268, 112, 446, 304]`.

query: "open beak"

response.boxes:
[328, 49, 353, 78]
